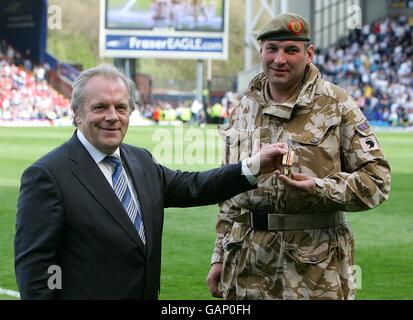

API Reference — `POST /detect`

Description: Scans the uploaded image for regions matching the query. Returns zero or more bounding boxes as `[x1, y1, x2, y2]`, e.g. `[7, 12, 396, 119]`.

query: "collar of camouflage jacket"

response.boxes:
[245, 63, 320, 120]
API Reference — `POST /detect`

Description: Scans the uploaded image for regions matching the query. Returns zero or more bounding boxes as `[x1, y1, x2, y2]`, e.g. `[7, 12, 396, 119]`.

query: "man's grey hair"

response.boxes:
[71, 63, 137, 126]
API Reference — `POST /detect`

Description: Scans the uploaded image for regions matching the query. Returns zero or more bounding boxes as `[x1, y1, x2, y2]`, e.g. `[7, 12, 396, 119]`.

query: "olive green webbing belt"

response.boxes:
[233, 211, 345, 231]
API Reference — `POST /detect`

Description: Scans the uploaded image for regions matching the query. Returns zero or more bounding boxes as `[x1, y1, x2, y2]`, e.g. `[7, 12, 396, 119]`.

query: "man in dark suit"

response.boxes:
[14, 64, 287, 299]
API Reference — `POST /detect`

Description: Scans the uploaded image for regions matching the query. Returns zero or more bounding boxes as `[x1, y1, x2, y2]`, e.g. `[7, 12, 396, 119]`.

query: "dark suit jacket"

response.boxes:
[14, 132, 254, 299]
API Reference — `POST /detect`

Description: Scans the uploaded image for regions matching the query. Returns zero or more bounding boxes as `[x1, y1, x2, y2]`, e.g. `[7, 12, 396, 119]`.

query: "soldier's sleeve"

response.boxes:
[314, 99, 391, 211]
[211, 105, 243, 265]
[211, 200, 240, 264]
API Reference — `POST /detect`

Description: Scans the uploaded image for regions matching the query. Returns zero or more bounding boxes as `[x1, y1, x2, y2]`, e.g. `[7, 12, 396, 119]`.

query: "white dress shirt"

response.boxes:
[76, 130, 141, 206]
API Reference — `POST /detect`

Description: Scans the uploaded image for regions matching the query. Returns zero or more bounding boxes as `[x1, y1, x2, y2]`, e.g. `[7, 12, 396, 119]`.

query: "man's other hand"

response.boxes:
[276, 171, 316, 194]
[206, 263, 223, 298]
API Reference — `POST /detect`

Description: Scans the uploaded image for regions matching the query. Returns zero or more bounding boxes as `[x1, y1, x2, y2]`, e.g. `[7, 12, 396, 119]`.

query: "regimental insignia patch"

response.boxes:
[288, 20, 304, 35]
[360, 136, 380, 152]
[357, 123, 370, 132]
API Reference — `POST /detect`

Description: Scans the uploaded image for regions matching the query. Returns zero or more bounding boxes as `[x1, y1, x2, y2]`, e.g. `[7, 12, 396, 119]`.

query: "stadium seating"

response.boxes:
[0, 41, 71, 125]
[314, 15, 412, 127]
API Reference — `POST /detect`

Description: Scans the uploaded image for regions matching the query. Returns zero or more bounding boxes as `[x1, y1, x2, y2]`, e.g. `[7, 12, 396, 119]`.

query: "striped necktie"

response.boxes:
[104, 155, 146, 244]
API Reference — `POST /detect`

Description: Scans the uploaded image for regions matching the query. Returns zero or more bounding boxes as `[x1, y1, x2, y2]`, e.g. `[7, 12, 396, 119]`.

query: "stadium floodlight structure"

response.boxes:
[238, 0, 279, 94]
[244, 0, 279, 70]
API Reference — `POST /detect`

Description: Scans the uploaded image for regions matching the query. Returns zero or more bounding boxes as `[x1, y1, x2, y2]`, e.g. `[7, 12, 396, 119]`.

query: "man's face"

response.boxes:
[260, 40, 314, 90]
[75, 75, 130, 154]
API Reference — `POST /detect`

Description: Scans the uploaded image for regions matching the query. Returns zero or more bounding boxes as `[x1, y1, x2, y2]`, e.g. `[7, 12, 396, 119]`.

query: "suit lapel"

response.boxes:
[66, 134, 146, 255]
[121, 146, 154, 259]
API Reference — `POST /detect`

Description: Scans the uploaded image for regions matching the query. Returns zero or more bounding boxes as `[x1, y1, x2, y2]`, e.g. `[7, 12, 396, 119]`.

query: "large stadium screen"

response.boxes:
[100, 0, 229, 60]
[106, 0, 225, 32]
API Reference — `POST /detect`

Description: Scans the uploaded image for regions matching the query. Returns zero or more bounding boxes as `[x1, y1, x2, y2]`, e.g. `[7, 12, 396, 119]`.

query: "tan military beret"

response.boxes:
[257, 12, 310, 41]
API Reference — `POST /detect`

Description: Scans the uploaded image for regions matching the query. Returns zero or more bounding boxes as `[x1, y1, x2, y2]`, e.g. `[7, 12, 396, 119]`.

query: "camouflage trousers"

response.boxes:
[221, 221, 356, 300]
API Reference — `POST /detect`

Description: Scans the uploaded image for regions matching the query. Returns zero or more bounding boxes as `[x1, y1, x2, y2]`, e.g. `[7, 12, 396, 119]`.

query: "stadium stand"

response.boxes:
[0, 40, 71, 125]
[0, 9, 411, 128]
[147, 15, 413, 128]
[314, 15, 413, 127]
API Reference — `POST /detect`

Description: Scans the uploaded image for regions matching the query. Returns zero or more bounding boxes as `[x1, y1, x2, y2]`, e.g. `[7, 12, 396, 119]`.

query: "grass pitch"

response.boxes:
[0, 126, 412, 300]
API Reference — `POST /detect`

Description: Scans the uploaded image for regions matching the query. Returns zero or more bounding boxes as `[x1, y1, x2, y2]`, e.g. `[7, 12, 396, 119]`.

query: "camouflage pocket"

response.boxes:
[219, 127, 250, 164]
[222, 222, 249, 251]
[221, 224, 249, 298]
[282, 234, 352, 299]
[285, 239, 338, 265]
[222, 233, 244, 252]
[250, 126, 277, 154]
[288, 120, 341, 169]
[250, 126, 280, 212]
[282, 120, 341, 213]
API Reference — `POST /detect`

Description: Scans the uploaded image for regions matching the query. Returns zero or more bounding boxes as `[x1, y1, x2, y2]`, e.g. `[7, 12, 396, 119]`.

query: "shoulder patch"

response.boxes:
[357, 123, 370, 132]
[360, 136, 380, 152]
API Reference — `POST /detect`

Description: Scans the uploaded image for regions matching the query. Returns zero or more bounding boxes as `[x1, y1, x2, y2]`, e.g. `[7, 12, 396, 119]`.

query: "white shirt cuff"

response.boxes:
[241, 158, 258, 185]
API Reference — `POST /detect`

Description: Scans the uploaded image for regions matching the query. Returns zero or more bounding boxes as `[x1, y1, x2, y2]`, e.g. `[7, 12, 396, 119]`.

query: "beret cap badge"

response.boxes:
[288, 20, 304, 35]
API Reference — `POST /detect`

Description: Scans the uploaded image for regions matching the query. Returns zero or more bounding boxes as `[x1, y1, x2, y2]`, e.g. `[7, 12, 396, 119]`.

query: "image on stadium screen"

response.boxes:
[106, 0, 224, 31]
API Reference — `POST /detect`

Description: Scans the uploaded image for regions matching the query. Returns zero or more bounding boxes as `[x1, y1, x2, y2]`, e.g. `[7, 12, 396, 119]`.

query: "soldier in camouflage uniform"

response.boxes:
[206, 12, 391, 300]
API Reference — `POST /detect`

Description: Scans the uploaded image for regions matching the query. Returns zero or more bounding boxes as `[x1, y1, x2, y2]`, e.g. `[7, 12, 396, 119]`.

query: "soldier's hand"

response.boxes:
[276, 171, 316, 193]
[247, 142, 288, 176]
[206, 263, 223, 298]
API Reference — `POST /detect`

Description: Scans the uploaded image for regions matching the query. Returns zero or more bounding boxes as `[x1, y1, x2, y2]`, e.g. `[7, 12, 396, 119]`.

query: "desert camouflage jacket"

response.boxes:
[211, 63, 391, 299]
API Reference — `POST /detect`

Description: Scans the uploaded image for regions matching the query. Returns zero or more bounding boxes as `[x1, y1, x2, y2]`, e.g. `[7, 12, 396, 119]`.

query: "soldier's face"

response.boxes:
[260, 40, 314, 90]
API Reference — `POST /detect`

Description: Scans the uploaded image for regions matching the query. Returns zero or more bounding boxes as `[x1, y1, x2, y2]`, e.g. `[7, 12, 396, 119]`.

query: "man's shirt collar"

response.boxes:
[76, 129, 120, 163]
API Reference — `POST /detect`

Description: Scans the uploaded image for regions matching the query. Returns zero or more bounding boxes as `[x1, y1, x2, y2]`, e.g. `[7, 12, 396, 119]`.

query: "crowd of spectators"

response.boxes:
[314, 15, 413, 127]
[140, 90, 241, 126]
[141, 15, 412, 128]
[0, 40, 71, 123]
[1, 15, 412, 128]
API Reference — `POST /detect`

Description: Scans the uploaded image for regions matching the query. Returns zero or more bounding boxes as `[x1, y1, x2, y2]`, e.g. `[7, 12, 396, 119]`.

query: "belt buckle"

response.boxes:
[249, 211, 254, 228]
[278, 214, 285, 230]
[250, 211, 268, 230]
